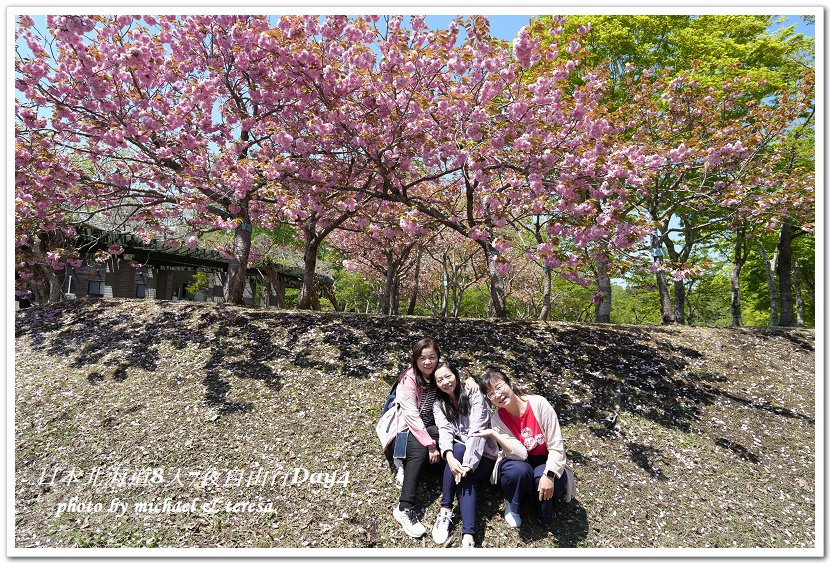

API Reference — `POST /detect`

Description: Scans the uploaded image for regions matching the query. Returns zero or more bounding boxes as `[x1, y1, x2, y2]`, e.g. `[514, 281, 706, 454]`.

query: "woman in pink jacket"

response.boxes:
[391, 336, 442, 538]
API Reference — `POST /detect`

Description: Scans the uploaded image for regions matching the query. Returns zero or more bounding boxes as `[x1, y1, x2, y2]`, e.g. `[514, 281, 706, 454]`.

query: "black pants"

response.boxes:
[399, 425, 440, 510]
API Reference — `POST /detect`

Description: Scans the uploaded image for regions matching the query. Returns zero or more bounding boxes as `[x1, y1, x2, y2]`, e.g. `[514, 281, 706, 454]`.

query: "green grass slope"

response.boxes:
[14, 299, 816, 549]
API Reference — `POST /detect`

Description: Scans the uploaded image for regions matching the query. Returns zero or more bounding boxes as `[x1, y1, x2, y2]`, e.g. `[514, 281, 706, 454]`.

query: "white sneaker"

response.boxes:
[503, 502, 521, 528]
[393, 458, 404, 488]
[461, 535, 476, 548]
[393, 506, 426, 538]
[563, 466, 575, 502]
[431, 510, 453, 544]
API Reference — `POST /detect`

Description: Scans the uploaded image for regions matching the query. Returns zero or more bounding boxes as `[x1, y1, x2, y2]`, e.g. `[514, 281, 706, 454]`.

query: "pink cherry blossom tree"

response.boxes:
[304, 15, 646, 318]
[15, 124, 84, 302]
[15, 15, 320, 304]
[330, 198, 433, 315]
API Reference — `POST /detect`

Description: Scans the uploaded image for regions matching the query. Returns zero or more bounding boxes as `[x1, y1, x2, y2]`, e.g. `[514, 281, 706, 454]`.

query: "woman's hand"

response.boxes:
[464, 378, 479, 395]
[470, 428, 496, 439]
[428, 449, 441, 464]
[538, 474, 555, 501]
[453, 464, 472, 484]
[445, 452, 464, 475]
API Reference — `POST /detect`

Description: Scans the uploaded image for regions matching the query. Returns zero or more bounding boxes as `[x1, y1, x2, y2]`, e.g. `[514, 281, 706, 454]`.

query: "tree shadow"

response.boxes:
[750, 327, 815, 352]
[714, 437, 760, 463]
[714, 387, 814, 423]
[549, 499, 590, 548]
[15, 300, 815, 439]
[15, 300, 285, 417]
[627, 442, 669, 480]
[472, 482, 589, 547]
[15, 300, 816, 548]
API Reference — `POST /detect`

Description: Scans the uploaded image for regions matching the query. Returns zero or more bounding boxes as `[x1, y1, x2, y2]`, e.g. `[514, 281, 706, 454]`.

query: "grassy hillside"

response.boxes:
[14, 299, 816, 550]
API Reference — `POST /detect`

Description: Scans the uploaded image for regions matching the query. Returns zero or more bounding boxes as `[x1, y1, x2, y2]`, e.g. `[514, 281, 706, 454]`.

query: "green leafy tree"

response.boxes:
[530, 15, 814, 326]
[742, 232, 815, 326]
[552, 15, 813, 99]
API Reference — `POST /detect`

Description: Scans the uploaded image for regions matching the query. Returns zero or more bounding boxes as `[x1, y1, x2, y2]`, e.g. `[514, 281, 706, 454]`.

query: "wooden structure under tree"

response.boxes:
[64, 224, 337, 308]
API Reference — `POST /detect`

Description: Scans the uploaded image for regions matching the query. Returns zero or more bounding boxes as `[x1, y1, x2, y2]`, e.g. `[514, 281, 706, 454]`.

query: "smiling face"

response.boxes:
[484, 375, 514, 409]
[416, 346, 438, 379]
[434, 365, 457, 396]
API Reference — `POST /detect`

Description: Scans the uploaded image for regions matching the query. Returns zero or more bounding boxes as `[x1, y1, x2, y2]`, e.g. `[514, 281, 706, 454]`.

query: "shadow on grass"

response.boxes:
[15, 299, 816, 441]
[473, 481, 589, 547]
[16, 300, 293, 416]
[627, 442, 669, 480]
[751, 327, 815, 352]
[715, 437, 760, 463]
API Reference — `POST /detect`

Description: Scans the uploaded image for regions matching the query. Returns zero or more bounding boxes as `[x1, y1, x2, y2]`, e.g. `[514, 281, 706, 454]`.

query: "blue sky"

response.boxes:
[425, 14, 533, 41]
[19, 13, 815, 46]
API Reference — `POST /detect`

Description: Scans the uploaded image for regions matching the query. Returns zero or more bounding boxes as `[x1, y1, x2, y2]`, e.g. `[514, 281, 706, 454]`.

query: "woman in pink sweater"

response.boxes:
[390, 336, 442, 538]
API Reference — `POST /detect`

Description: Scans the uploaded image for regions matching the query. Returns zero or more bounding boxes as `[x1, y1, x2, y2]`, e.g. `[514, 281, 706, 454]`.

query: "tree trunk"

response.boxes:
[656, 269, 675, 324]
[321, 284, 340, 312]
[407, 246, 423, 315]
[440, 259, 449, 318]
[539, 265, 551, 321]
[730, 262, 743, 327]
[684, 280, 696, 325]
[481, 241, 507, 318]
[758, 243, 779, 327]
[249, 277, 258, 306]
[651, 231, 675, 324]
[776, 223, 796, 327]
[793, 259, 804, 326]
[297, 210, 354, 311]
[391, 276, 400, 316]
[263, 278, 271, 308]
[449, 265, 463, 318]
[298, 228, 321, 311]
[380, 253, 395, 315]
[673, 280, 686, 325]
[33, 233, 65, 303]
[451, 275, 463, 318]
[594, 259, 612, 323]
[224, 220, 252, 305]
[659, 214, 698, 325]
[730, 230, 749, 327]
[48, 269, 64, 302]
[274, 276, 286, 309]
[30, 276, 49, 305]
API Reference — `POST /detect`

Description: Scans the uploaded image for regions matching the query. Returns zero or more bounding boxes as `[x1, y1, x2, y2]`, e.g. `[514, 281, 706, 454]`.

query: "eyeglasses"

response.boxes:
[486, 382, 508, 401]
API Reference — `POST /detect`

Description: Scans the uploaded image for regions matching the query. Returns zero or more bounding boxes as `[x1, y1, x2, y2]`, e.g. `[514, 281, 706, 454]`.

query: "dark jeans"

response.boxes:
[441, 442, 496, 535]
[499, 454, 569, 526]
[399, 425, 440, 510]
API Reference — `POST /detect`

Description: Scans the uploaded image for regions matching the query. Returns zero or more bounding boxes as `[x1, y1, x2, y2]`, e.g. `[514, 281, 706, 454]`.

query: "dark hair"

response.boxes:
[478, 367, 524, 401]
[434, 360, 470, 427]
[409, 336, 441, 391]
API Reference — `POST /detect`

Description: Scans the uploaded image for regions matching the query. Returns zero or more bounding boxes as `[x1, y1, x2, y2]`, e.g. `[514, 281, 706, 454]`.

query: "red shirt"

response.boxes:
[499, 402, 548, 456]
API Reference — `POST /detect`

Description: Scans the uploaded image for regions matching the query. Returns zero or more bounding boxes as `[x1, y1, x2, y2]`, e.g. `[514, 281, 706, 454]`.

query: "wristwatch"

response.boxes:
[545, 469, 556, 479]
